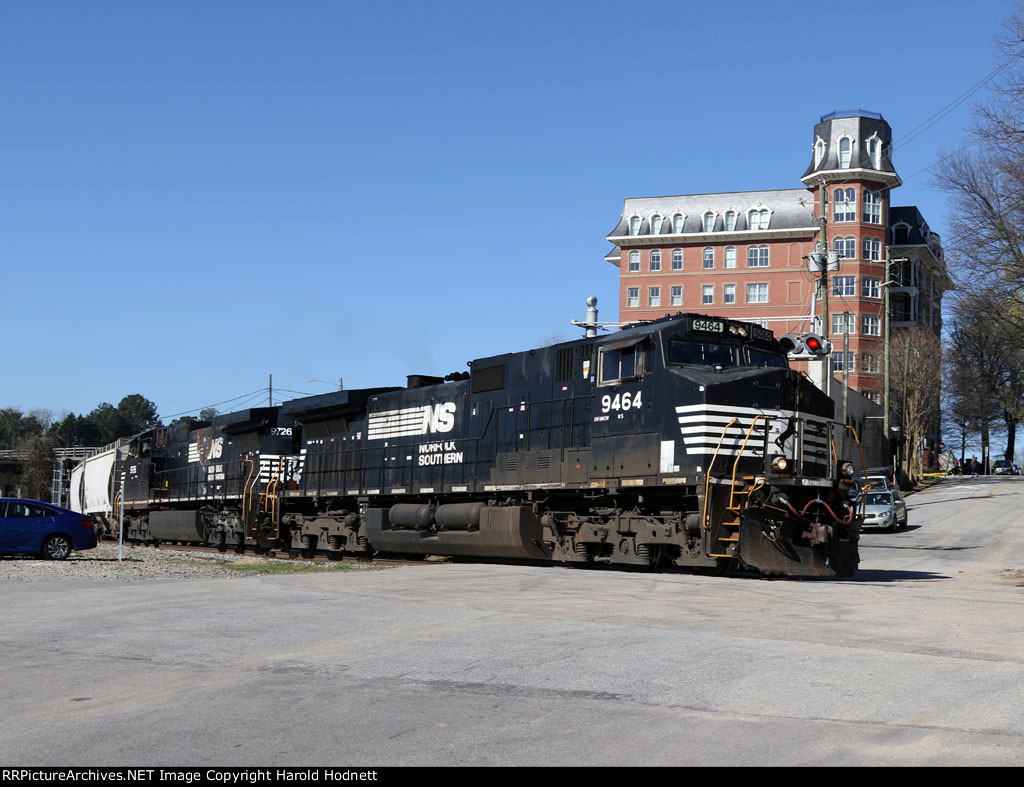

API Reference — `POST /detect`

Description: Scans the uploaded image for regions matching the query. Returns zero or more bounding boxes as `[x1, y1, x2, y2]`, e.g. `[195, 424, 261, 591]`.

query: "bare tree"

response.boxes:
[890, 327, 943, 483]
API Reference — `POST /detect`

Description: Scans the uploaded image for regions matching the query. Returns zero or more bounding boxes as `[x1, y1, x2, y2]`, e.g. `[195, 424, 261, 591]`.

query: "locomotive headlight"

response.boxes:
[839, 461, 856, 479]
[771, 455, 789, 473]
[736, 326, 748, 337]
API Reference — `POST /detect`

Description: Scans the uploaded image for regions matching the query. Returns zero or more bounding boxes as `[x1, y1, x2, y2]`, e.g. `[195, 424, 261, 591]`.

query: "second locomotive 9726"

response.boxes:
[112, 313, 863, 577]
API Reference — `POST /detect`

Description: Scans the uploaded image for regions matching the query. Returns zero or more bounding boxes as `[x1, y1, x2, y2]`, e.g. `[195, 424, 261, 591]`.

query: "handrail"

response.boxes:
[729, 415, 767, 510]
[241, 458, 256, 521]
[703, 418, 737, 531]
[843, 424, 871, 517]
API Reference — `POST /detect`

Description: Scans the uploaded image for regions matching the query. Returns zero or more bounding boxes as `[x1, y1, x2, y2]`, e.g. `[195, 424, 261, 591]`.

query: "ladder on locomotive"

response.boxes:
[703, 416, 767, 559]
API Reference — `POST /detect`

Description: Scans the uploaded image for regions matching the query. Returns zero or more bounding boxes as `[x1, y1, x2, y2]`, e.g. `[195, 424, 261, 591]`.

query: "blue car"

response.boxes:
[0, 498, 98, 559]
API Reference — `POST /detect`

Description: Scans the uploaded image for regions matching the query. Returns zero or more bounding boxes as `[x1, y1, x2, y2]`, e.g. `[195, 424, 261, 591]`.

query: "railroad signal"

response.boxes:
[778, 333, 804, 355]
[802, 332, 832, 356]
[780, 332, 832, 359]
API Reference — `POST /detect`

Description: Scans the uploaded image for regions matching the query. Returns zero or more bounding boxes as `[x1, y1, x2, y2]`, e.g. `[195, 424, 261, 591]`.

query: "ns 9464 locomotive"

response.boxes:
[110, 313, 863, 577]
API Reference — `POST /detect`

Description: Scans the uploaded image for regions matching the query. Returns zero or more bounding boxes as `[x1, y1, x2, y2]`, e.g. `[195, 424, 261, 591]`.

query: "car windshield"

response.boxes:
[865, 493, 893, 506]
[995, 461, 1011, 468]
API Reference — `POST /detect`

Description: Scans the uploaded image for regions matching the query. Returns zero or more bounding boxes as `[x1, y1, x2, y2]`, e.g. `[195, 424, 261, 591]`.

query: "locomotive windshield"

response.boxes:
[745, 347, 788, 368]
[667, 340, 737, 367]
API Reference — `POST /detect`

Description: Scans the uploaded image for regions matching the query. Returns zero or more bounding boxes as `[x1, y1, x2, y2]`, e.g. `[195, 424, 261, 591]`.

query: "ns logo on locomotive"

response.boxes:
[72, 313, 863, 577]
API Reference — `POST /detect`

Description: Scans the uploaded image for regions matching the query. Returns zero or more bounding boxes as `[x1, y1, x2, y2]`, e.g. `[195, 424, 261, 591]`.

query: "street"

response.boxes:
[1, 476, 1022, 766]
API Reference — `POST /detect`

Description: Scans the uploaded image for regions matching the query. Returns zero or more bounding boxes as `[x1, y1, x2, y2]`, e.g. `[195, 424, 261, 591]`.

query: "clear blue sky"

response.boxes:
[1, 0, 1015, 422]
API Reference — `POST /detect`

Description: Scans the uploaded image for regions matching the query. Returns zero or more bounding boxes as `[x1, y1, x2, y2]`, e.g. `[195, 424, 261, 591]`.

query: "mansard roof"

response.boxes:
[606, 188, 818, 242]
[801, 111, 900, 186]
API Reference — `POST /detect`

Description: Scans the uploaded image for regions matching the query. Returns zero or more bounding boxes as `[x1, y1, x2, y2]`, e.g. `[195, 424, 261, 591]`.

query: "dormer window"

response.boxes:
[629, 216, 641, 235]
[724, 210, 737, 231]
[748, 208, 770, 231]
[866, 135, 881, 169]
[839, 137, 852, 168]
[672, 213, 684, 233]
[651, 214, 663, 235]
[703, 211, 716, 232]
[814, 137, 826, 167]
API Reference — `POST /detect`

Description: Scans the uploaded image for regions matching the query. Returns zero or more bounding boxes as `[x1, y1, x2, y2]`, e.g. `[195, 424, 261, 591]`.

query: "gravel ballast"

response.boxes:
[0, 542, 388, 583]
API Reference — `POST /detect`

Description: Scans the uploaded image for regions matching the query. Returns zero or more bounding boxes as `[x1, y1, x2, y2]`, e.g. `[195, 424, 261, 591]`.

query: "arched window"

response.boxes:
[833, 236, 856, 260]
[747, 245, 769, 267]
[725, 246, 737, 268]
[672, 213, 684, 233]
[724, 211, 737, 231]
[671, 249, 683, 270]
[629, 216, 641, 235]
[628, 251, 640, 272]
[864, 191, 882, 223]
[748, 209, 770, 231]
[650, 250, 661, 271]
[839, 137, 852, 168]
[703, 212, 716, 232]
[814, 138, 826, 167]
[651, 215, 663, 235]
[703, 248, 715, 269]
[866, 136, 881, 168]
[833, 188, 856, 222]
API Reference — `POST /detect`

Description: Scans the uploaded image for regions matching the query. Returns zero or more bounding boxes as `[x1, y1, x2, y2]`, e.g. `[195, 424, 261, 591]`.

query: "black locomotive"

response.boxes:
[113, 313, 863, 577]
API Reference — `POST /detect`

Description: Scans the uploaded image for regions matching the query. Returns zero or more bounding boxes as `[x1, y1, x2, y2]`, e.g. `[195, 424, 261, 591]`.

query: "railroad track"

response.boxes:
[113, 540, 444, 567]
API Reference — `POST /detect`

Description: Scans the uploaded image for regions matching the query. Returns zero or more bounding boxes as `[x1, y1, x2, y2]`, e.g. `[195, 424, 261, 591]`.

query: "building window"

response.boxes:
[814, 137, 826, 166]
[627, 287, 639, 308]
[862, 315, 880, 336]
[703, 211, 716, 232]
[833, 236, 856, 260]
[671, 285, 682, 306]
[629, 216, 641, 235]
[748, 209, 770, 230]
[861, 352, 880, 373]
[832, 313, 856, 334]
[833, 276, 856, 297]
[672, 213, 684, 234]
[746, 283, 768, 304]
[863, 237, 881, 261]
[724, 210, 737, 231]
[649, 287, 661, 307]
[702, 285, 714, 305]
[866, 136, 881, 168]
[864, 191, 882, 224]
[628, 251, 640, 272]
[650, 250, 661, 271]
[834, 188, 856, 222]
[832, 352, 856, 372]
[672, 249, 683, 270]
[725, 246, 737, 268]
[703, 248, 714, 269]
[862, 277, 881, 298]
[863, 390, 881, 404]
[724, 284, 736, 304]
[651, 215, 663, 235]
[839, 137, 852, 168]
[747, 245, 769, 267]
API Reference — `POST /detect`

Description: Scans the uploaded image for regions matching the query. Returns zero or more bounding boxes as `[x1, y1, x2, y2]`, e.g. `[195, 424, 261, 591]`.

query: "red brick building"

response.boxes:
[604, 111, 950, 405]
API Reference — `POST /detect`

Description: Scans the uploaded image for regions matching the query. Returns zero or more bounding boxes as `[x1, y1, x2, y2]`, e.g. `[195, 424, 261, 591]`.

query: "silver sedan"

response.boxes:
[860, 490, 908, 532]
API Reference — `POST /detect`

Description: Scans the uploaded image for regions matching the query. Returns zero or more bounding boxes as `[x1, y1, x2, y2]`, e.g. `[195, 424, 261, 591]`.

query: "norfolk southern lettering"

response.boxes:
[417, 441, 463, 466]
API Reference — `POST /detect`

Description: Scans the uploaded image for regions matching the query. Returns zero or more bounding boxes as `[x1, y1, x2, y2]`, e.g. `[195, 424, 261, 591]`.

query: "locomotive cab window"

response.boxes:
[599, 337, 649, 385]
[667, 339, 737, 367]
[744, 347, 788, 368]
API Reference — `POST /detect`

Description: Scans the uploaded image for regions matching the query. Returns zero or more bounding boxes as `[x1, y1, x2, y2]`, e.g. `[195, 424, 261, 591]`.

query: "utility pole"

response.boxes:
[842, 311, 850, 426]
[268, 373, 273, 407]
[819, 182, 830, 394]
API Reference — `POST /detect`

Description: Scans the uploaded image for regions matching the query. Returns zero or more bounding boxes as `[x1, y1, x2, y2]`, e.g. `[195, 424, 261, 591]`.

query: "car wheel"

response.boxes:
[41, 535, 73, 560]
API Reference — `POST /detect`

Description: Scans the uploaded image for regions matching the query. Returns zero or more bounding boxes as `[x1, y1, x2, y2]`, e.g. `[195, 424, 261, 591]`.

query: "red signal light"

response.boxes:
[805, 336, 822, 352]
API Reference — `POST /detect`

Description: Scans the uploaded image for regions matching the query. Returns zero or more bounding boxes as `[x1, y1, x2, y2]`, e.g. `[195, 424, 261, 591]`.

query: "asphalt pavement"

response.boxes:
[1, 476, 1022, 767]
